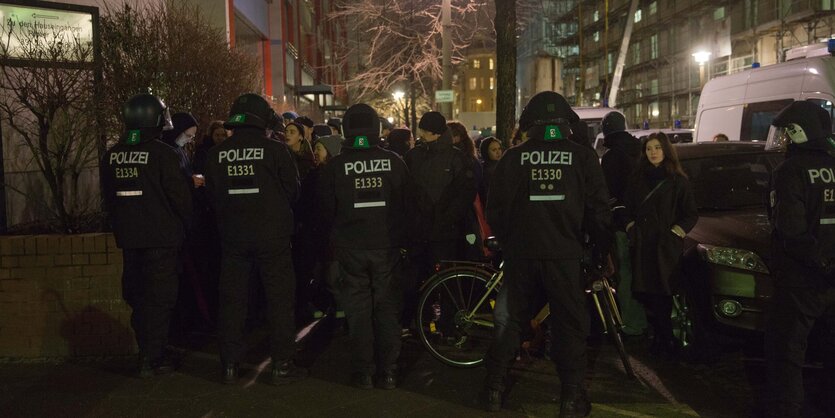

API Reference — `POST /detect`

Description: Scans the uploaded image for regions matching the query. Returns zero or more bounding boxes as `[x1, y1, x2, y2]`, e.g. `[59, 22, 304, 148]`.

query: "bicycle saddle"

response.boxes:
[484, 236, 501, 251]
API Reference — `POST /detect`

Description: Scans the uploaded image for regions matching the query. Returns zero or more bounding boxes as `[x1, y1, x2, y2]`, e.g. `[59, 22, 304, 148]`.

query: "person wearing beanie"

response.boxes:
[284, 121, 315, 180]
[402, 110, 477, 327]
[380, 117, 394, 140]
[313, 124, 332, 142]
[479, 136, 503, 206]
[599, 111, 647, 339]
[765, 101, 835, 418]
[295, 115, 315, 141]
[327, 117, 342, 135]
[319, 103, 409, 390]
[482, 91, 612, 417]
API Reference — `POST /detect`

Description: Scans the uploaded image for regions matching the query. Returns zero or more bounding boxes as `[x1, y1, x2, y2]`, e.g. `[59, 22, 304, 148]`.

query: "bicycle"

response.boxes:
[415, 238, 635, 379]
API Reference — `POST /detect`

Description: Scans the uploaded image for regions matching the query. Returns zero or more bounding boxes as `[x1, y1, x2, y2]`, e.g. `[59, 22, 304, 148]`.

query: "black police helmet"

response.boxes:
[342, 103, 381, 148]
[601, 111, 627, 136]
[772, 101, 832, 144]
[225, 93, 278, 130]
[123, 94, 172, 131]
[518, 91, 579, 132]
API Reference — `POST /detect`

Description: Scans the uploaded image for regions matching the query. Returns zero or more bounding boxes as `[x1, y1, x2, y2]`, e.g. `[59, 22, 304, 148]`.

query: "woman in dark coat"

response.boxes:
[478, 136, 503, 206]
[624, 132, 698, 355]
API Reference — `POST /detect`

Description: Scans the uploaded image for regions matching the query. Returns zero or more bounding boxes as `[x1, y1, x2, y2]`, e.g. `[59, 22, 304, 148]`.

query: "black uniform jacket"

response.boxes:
[101, 135, 192, 249]
[601, 131, 642, 229]
[486, 131, 612, 261]
[770, 143, 835, 287]
[404, 132, 477, 242]
[319, 142, 409, 250]
[205, 127, 300, 244]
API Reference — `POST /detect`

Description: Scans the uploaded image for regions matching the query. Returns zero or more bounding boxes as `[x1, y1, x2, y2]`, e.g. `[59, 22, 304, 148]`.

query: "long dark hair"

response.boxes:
[638, 132, 687, 178]
[447, 121, 476, 158]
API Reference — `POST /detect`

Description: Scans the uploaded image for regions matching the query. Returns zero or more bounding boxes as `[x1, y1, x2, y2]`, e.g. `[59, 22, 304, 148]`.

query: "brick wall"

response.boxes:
[0, 233, 135, 358]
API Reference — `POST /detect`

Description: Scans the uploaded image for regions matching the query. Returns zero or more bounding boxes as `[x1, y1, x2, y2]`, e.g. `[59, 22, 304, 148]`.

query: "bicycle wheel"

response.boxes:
[416, 268, 498, 368]
[596, 282, 636, 379]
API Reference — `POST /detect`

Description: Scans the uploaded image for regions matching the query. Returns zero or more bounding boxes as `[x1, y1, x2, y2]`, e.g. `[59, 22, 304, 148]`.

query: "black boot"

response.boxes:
[137, 355, 154, 379]
[559, 384, 591, 418]
[480, 386, 502, 412]
[270, 360, 308, 386]
[378, 367, 397, 390]
[222, 363, 239, 385]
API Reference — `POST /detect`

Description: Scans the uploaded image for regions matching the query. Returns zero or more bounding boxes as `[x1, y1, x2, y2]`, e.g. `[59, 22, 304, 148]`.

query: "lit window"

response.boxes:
[594, 31, 599, 42]
[469, 77, 477, 90]
[635, 9, 642, 23]
[651, 34, 658, 59]
[473, 59, 480, 69]
[650, 1, 657, 15]
[714, 6, 725, 20]
[593, 10, 599, 22]
[489, 77, 494, 90]
[489, 58, 494, 70]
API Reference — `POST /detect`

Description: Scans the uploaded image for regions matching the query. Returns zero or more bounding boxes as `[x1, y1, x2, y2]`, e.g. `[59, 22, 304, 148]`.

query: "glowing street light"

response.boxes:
[692, 51, 711, 65]
[392, 90, 405, 101]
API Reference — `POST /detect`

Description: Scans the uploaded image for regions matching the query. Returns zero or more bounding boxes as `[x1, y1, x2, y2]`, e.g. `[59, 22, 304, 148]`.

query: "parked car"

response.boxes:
[593, 128, 694, 157]
[672, 142, 784, 351]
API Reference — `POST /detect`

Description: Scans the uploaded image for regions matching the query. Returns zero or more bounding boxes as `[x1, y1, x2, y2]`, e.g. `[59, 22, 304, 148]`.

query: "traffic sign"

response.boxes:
[435, 90, 454, 103]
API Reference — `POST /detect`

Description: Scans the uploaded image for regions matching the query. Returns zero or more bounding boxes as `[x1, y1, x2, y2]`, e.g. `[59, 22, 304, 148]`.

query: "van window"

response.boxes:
[806, 99, 835, 133]
[740, 99, 794, 141]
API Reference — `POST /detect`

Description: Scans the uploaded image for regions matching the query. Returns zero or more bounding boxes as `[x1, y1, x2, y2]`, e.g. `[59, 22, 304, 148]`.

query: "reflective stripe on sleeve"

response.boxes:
[529, 195, 566, 201]
[116, 190, 143, 197]
[228, 188, 260, 195]
[821, 218, 835, 225]
[354, 201, 386, 208]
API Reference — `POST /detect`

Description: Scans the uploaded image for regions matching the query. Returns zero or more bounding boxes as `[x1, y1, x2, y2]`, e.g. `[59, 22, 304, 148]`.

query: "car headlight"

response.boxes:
[699, 244, 770, 273]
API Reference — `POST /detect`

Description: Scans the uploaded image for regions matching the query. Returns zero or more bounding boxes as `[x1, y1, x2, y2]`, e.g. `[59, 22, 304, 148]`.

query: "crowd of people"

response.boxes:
[100, 90, 835, 418]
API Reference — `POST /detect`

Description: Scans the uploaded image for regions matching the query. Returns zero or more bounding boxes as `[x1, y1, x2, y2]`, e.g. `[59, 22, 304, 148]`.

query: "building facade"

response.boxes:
[519, 0, 835, 129]
[453, 50, 497, 130]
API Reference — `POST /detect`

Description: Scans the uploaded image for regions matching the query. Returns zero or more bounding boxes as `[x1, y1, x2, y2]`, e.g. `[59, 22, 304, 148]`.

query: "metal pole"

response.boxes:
[608, 0, 640, 108]
[441, 0, 452, 118]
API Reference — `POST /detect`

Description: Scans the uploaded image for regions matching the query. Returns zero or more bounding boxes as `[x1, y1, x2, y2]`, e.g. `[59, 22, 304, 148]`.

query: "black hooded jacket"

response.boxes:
[770, 140, 835, 286]
[319, 140, 409, 249]
[205, 126, 300, 243]
[404, 131, 477, 242]
[486, 126, 612, 261]
[601, 131, 641, 228]
[101, 129, 192, 249]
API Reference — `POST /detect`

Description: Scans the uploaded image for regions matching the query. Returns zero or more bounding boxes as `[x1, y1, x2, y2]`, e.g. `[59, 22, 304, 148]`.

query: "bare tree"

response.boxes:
[0, 21, 99, 232]
[99, 2, 261, 142]
[329, 0, 487, 128]
[494, 0, 517, 144]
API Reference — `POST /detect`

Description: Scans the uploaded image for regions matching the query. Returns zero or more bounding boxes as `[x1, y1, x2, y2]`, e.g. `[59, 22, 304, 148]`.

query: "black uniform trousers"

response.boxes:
[335, 247, 402, 375]
[485, 259, 589, 390]
[218, 240, 296, 365]
[121, 248, 179, 361]
[765, 279, 835, 418]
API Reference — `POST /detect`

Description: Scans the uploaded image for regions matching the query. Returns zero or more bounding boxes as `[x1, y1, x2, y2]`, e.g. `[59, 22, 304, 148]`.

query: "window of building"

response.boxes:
[714, 6, 725, 20]
[489, 77, 494, 90]
[481, 77, 486, 89]
[636, 83, 643, 98]
[594, 31, 599, 42]
[633, 42, 641, 64]
[608, 52, 614, 74]
[593, 10, 599, 22]
[489, 58, 494, 70]
[650, 102, 659, 117]
[651, 34, 658, 59]
[473, 59, 480, 69]
[650, 1, 657, 15]
[651, 79, 659, 95]
[469, 77, 477, 90]
[635, 9, 642, 23]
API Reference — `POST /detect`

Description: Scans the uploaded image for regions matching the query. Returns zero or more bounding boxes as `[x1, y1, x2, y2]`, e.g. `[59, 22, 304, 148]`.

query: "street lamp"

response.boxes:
[392, 90, 405, 101]
[476, 98, 482, 112]
[692, 50, 711, 87]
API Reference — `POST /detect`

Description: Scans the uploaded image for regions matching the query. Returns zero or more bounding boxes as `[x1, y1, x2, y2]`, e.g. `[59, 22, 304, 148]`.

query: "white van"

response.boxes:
[573, 107, 627, 140]
[694, 42, 835, 143]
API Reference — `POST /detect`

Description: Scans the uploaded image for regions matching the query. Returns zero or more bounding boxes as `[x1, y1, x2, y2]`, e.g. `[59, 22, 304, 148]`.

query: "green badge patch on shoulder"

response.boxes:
[544, 125, 563, 140]
[354, 136, 370, 149]
[126, 130, 141, 145]
[228, 114, 246, 123]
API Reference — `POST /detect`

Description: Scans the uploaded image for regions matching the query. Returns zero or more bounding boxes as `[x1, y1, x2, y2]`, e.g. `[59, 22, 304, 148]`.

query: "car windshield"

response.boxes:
[681, 152, 783, 210]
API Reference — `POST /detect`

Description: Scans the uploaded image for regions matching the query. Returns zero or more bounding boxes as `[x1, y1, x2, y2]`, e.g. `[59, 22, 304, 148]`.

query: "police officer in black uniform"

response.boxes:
[765, 101, 835, 418]
[482, 91, 612, 417]
[101, 94, 192, 378]
[205, 93, 306, 385]
[319, 104, 409, 389]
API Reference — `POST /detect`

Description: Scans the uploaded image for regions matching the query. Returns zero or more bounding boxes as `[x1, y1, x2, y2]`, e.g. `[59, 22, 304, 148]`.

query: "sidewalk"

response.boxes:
[0, 320, 751, 417]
